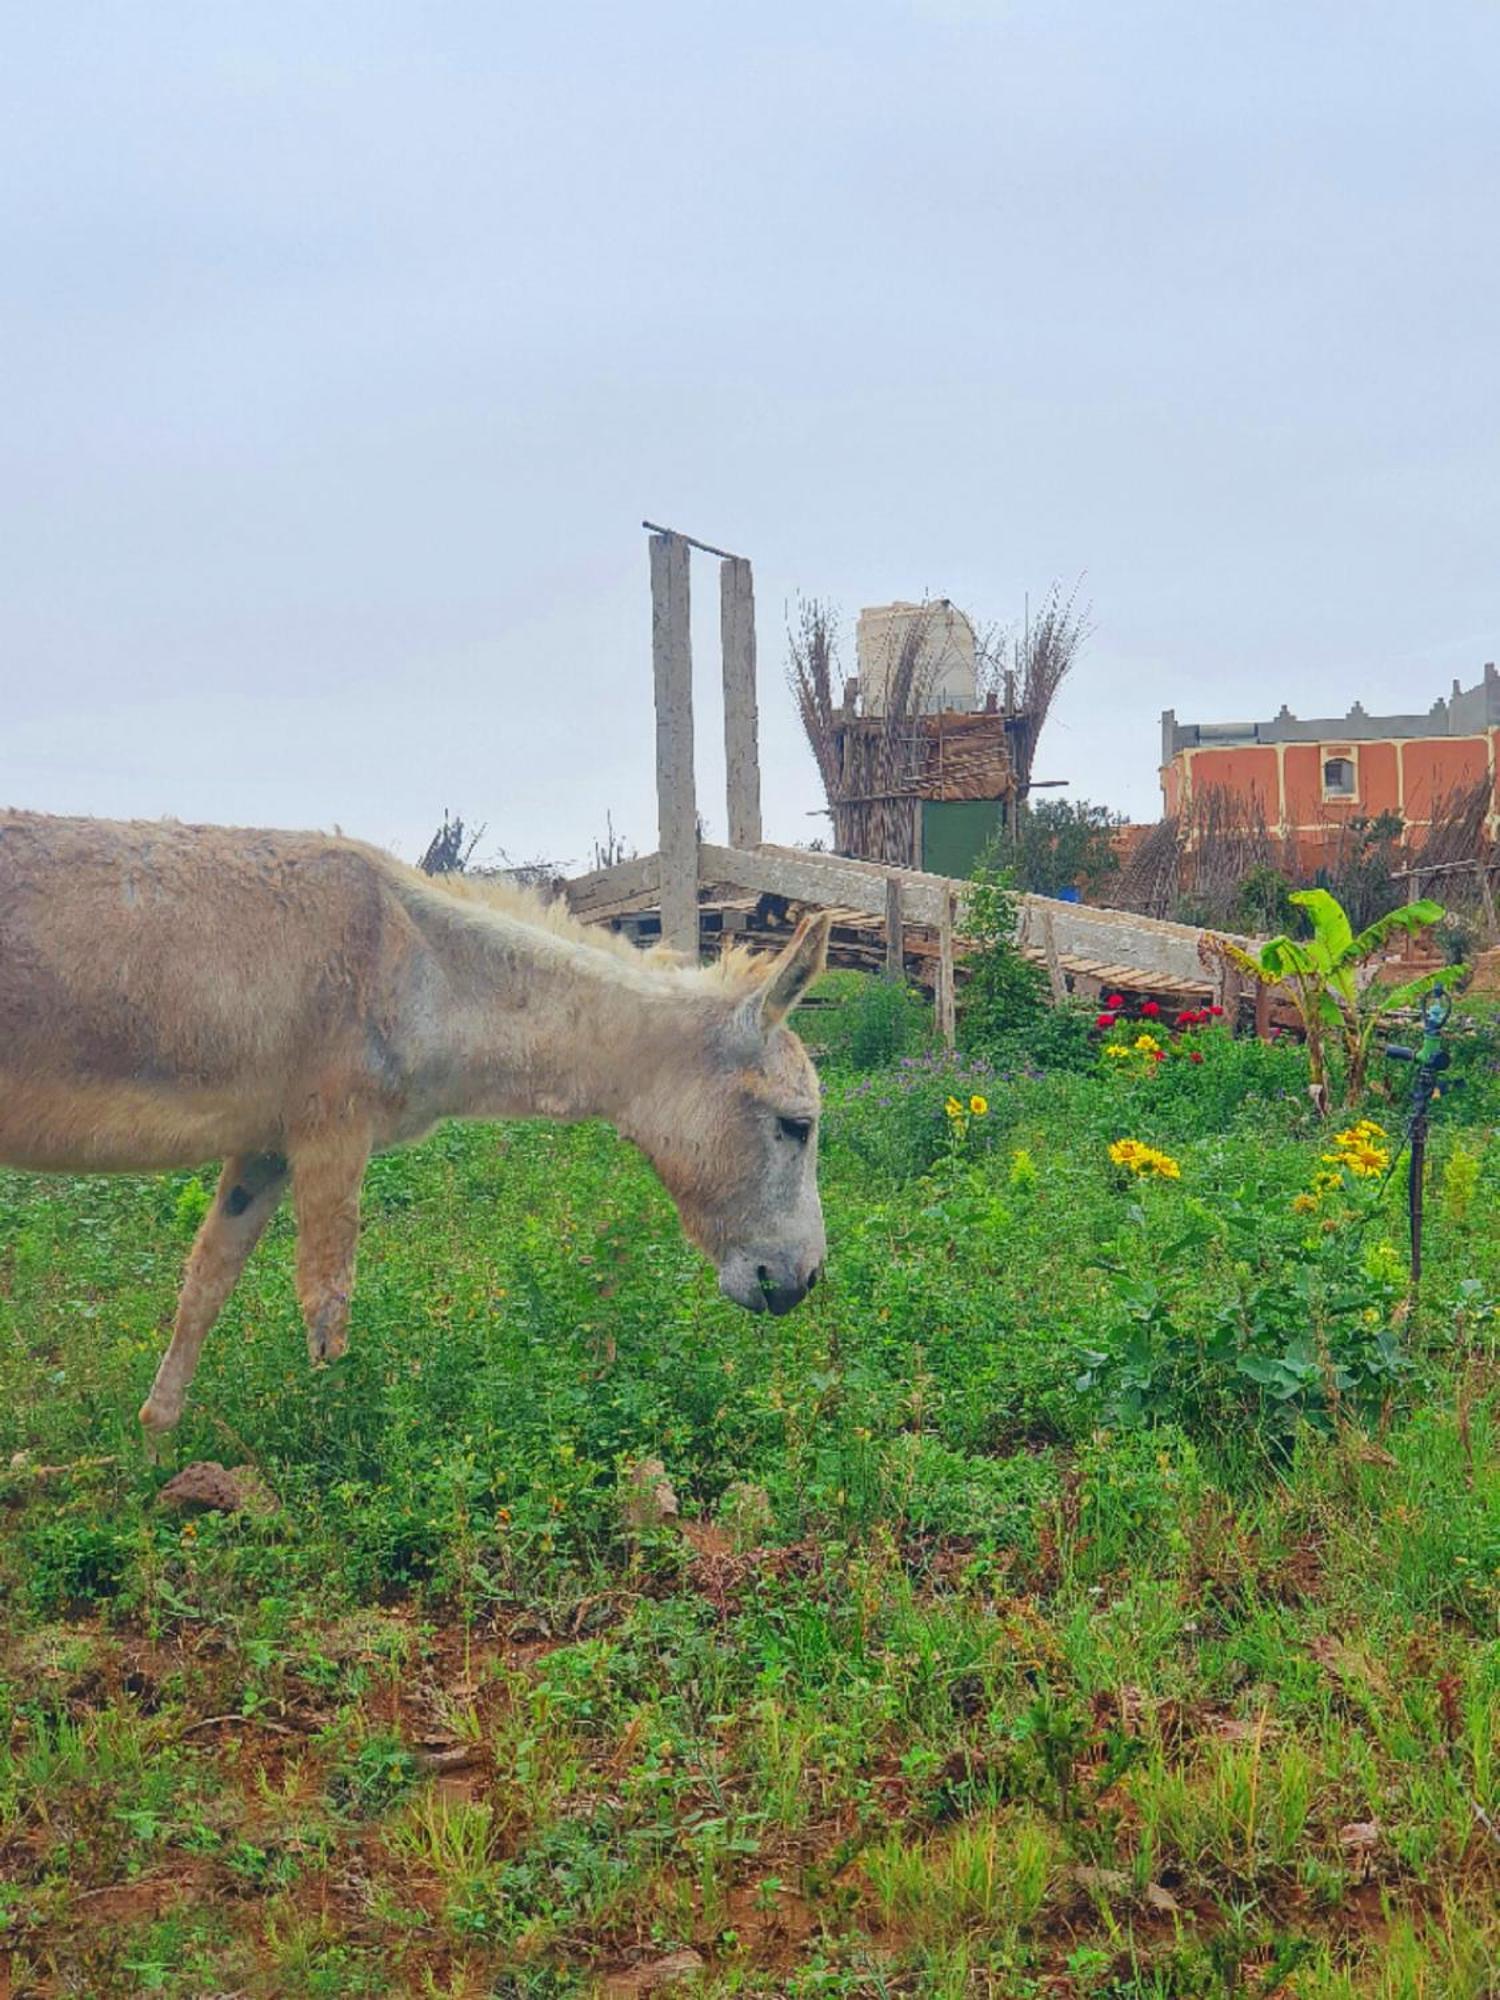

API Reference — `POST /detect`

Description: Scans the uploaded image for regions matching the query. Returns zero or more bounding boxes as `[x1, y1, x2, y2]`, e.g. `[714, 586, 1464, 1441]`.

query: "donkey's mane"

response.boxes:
[399, 860, 769, 996]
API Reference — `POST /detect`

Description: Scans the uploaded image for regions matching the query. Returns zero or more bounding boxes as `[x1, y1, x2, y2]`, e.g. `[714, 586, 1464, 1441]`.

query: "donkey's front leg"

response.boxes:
[290, 1133, 370, 1365]
[141, 1151, 289, 1435]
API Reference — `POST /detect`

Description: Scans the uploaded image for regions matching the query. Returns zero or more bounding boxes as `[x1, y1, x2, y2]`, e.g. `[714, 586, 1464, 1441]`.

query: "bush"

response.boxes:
[1013, 797, 1124, 899]
[956, 864, 1050, 1054]
[824, 1051, 1009, 1181]
[804, 971, 933, 1071]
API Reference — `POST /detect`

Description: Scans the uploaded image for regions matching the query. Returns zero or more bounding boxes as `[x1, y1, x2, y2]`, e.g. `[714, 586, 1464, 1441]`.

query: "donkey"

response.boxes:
[0, 811, 830, 1435]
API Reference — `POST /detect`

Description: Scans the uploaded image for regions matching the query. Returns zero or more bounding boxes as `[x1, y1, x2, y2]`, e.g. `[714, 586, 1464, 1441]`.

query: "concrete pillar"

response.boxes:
[651, 533, 699, 955]
[720, 556, 762, 852]
[884, 875, 903, 980]
[936, 889, 957, 1048]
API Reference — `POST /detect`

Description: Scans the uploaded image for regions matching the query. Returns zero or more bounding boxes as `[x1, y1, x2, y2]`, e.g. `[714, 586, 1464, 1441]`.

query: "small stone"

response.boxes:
[157, 1461, 278, 1515]
[1144, 1882, 1182, 1913]
[619, 1458, 679, 1532]
[417, 1743, 485, 1774]
[719, 1479, 773, 1550]
[1073, 1865, 1130, 1895]
[1339, 1820, 1381, 1852]
[601, 1949, 706, 1997]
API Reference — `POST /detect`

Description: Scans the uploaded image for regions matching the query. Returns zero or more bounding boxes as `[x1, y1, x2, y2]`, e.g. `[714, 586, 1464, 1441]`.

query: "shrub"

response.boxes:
[805, 970, 933, 1071]
[957, 865, 1050, 1051]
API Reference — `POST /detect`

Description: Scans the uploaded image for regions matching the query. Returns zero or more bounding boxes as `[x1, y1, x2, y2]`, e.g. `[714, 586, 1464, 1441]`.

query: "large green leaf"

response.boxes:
[1204, 935, 1280, 984]
[1259, 936, 1321, 981]
[1289, 888, 1353, 968]
[1347, 899, 1446, 964]
[1375, 963, 1465, 1017]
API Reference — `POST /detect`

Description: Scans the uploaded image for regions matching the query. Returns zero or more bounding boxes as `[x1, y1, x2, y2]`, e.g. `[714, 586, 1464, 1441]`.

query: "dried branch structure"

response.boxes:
[977, 578, 1093, 795]
[1111, 786, 1285, 926]
[1413, 775, 1493, 878]
[790, 601, 951, 868]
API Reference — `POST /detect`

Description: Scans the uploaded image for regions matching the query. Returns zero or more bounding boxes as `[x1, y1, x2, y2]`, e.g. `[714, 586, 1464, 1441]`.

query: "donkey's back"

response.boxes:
[0, 811, 409, 1171]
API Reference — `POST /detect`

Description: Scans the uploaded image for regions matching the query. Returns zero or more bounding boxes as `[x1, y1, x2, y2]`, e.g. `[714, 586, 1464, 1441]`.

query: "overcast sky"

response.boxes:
[3, 2, 1497, 870]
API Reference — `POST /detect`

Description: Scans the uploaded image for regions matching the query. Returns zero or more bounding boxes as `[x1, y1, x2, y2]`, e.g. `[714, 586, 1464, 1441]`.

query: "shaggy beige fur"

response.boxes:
[0, 811, 829, 1432]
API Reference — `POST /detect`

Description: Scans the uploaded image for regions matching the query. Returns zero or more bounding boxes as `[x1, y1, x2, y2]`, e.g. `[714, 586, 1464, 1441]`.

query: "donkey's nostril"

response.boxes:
[756, 1265, 772, 1289]
[806, 1267, 820, 1291]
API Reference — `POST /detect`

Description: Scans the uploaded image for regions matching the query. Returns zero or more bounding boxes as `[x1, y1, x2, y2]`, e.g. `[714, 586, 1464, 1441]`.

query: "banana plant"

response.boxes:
[1210, 888, 1459, 1111]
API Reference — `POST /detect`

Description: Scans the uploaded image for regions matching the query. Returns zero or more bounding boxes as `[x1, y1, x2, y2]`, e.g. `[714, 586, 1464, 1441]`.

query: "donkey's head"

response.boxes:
[629, 914, 830, 1315]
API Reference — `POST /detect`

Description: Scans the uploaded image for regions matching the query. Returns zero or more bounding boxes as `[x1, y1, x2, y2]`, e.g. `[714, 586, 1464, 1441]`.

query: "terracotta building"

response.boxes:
[1161, 664, 1500, 869]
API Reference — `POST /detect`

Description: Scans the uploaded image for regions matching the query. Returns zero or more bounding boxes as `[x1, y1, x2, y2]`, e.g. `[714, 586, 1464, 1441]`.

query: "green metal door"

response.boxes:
[920, 799, 1005, 878]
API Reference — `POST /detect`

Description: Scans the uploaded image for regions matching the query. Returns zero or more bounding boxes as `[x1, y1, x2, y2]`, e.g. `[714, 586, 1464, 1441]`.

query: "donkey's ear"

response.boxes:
[749, 913, 832, 1031]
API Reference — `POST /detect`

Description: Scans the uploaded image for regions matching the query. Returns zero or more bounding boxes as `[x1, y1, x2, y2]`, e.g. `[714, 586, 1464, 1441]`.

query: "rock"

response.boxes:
[157, 1461, 278, 1516]
[601, 1949, 705, 1997]
[718, 1479, 773, 1551]
[416, 1743, 486, 1774]
[1073, 1865, 1130, 1895]
[619, 1458, 679, 1532]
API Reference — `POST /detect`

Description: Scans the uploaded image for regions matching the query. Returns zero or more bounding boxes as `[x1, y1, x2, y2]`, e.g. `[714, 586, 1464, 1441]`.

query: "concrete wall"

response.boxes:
[1161, 725, 1499, 864]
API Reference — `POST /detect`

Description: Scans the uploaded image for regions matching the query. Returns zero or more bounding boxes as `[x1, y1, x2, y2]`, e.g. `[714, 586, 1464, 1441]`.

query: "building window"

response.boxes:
[1323, 755, 1357, 799]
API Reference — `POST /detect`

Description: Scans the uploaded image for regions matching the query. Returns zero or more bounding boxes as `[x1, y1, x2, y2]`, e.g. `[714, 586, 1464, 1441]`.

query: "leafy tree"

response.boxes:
[1318, 810, 1406, 933]
[1233, 862, 1296, 934]
[1013, 799, 1123, 900]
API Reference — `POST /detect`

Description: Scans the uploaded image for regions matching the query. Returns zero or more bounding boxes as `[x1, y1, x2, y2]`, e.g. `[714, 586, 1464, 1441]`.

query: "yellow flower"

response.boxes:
[1134, 1034, 1162, 1054]
[1104, 1045, 1132, 1061]
[1343, 1141, 1389, 1178]
[945, 1096, 963, 1118]
[969, 1095, 989, 1117]
[1291, 1192, 1320, 1214]
[1109, 1136, 1180, 1179]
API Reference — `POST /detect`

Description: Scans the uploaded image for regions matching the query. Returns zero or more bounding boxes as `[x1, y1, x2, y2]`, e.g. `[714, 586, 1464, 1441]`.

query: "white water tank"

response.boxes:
[856, 600, 978, 715]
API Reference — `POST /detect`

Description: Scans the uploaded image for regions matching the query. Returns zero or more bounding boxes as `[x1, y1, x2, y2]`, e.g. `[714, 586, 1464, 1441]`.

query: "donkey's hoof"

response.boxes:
[306, 1311, 349, 1366]
[138, 1401, 179, 1462]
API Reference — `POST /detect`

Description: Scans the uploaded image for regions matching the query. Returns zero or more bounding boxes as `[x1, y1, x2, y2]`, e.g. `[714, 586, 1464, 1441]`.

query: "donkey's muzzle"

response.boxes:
[727, 1260, 822, 1316]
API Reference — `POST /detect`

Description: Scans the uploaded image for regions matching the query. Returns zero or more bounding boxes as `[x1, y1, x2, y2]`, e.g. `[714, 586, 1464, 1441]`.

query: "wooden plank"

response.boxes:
[567, 842, 1247, 996]
[1040, 908, 1067, 1002]
[1480, 866, 1498, 944]
[720, 556, 762, 851]
[651, 534, 699, 954]
[564, 851, 661, 919]
[884, 875, 903, 979]
[937, 889, 957, 1047]
[699, 842, 955, 927]
[1015, 896, 1221, 987]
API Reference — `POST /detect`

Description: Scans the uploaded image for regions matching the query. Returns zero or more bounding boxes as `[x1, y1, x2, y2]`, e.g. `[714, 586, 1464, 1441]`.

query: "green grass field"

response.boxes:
[1, 1005, 1497, 1997]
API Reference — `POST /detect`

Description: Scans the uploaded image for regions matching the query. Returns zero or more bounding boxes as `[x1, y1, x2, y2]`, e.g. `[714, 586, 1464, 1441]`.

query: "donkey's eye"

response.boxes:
[777, 1116, 814, 1146]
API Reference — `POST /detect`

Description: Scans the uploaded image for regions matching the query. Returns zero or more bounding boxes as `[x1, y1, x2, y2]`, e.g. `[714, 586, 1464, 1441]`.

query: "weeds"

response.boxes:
[0, 1012, 1497, 1993]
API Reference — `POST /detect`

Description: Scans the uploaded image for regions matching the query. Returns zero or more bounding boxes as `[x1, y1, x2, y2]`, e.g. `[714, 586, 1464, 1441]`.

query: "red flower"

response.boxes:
[1209, 1005, 1224, 1017]
[1189, 1050, 1204, 1064]
[1175, 1012, 1196, 1029]
[1141, 1001, 1160, 1017]
[1105, 993, 1125, 1009]
[1096, 1013, 1117, 1029]
[1150, 1049, 1166, 1062]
